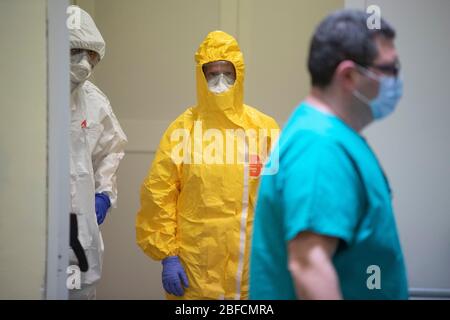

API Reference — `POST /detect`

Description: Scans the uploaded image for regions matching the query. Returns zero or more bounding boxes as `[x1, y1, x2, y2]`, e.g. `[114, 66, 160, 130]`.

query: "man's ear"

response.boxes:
[334, 60, 358, 93]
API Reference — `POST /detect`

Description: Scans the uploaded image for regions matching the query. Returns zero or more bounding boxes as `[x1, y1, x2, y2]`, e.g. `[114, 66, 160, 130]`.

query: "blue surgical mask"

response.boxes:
[353, 68, 403, 120]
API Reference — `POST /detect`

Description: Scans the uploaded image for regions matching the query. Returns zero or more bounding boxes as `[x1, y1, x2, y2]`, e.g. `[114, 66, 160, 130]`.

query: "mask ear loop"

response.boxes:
[352, 89, 372, 106]
[353, 63, 384, 103]
[356, 64, 381, 82]
[352, 65, 377, 106]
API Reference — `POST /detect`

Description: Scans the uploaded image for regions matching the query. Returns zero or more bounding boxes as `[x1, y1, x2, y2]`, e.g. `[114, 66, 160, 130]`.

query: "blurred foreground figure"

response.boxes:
[250, 9, 408, 300]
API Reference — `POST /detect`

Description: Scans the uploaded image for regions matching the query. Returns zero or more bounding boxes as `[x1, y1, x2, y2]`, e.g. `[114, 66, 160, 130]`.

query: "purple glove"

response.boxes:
[95, 192, 110, 225]
[162, 256, 189, 296]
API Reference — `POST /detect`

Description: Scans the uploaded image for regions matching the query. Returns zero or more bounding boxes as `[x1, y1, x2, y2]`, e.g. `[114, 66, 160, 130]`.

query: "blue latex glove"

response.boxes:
[95, 192, 111, 225]
[162, 256, 189, 296]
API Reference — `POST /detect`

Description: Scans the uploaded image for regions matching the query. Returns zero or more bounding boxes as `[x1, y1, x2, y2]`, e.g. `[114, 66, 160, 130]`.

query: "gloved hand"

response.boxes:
[162, 256, 189, 296]
[95, 192, 111, 225]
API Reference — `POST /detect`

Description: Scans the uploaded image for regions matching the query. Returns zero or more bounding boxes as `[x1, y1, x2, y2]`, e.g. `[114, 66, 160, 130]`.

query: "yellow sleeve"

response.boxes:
[136, 127, 181, 261]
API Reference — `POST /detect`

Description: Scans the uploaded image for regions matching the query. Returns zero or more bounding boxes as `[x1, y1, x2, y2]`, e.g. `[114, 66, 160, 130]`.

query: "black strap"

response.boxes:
[70, 213, 89, 272]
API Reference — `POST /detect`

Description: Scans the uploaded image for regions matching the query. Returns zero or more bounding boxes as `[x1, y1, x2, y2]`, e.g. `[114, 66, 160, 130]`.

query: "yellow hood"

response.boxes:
[194, 31, 245, 127]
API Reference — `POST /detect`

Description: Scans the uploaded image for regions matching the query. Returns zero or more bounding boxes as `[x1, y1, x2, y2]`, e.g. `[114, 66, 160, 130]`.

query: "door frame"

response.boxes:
[45, 0, 70, 300]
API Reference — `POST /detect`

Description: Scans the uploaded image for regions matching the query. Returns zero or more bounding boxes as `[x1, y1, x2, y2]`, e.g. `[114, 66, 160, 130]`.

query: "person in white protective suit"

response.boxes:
[68, 5, 127, 299]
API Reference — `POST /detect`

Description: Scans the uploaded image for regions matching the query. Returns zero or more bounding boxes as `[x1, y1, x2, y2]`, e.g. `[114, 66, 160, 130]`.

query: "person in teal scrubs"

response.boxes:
[250, 9, 408, 300]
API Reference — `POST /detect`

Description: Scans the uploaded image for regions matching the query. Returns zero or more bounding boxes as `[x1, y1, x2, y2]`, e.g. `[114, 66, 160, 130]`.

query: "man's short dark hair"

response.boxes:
[308, 9, 396, 88]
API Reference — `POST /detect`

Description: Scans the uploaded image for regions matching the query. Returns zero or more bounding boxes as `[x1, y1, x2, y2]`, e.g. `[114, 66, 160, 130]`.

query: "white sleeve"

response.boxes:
[92, 102, 128, 208]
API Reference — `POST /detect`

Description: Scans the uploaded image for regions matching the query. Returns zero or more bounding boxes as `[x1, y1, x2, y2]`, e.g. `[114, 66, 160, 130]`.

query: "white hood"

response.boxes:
[69, 5, 105, 60]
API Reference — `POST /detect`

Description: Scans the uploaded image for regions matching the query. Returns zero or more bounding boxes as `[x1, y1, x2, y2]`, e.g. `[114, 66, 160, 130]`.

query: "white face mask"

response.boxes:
[70, 52, 92, 90]
[207, 73, 235, 94]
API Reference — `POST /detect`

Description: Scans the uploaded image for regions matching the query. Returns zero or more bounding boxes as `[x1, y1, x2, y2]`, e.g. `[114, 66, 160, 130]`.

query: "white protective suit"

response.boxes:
[69, 6, 127, 299]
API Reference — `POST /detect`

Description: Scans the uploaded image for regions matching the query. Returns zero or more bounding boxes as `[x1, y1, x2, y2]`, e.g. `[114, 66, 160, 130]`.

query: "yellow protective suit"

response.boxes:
[136, 31, 279, 300]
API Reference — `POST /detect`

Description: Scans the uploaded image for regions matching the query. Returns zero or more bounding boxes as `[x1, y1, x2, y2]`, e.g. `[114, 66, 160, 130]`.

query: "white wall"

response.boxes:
[0, 0, 48, 299]
[239, 0, 344, 123]
[346, 0, 450, 297]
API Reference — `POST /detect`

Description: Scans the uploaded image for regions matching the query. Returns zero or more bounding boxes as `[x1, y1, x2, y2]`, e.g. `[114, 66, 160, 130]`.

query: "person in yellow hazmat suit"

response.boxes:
[136, 30, 279, 300]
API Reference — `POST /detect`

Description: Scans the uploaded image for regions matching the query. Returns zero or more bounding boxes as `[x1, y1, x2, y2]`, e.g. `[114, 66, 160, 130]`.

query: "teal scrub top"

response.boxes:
[249, 102, 408, 300]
